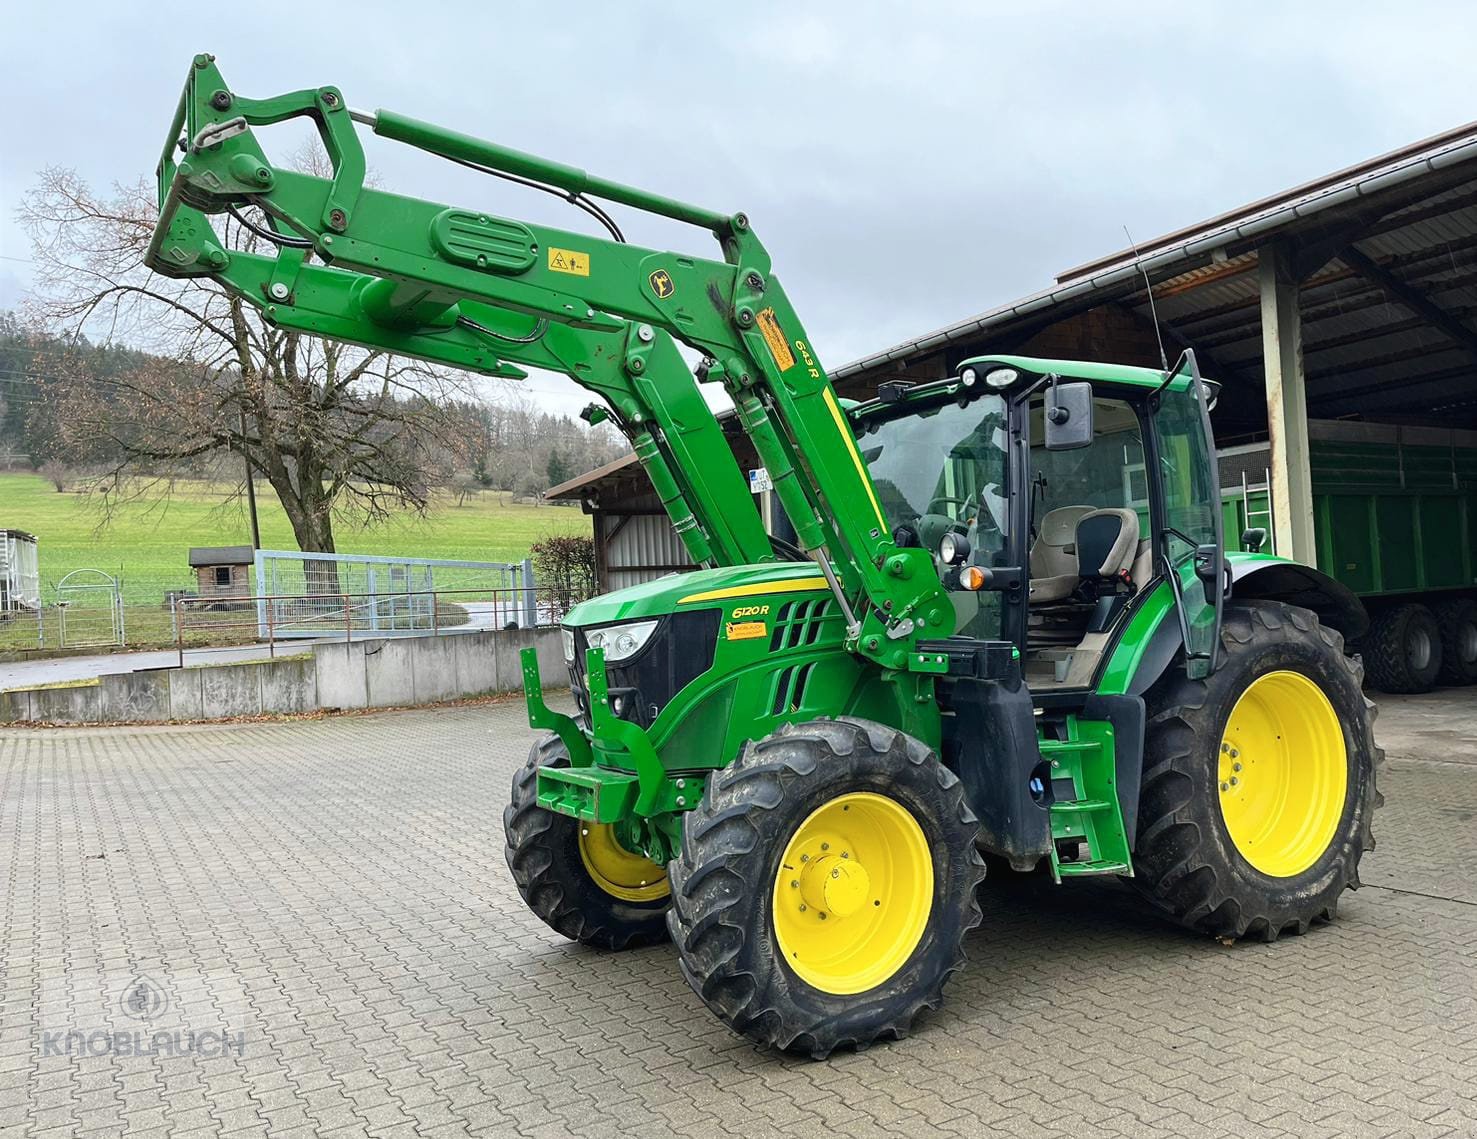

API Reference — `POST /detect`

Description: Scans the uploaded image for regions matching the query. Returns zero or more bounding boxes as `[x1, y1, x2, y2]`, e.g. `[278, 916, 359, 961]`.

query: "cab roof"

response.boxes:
[958, 354, 1185, 390]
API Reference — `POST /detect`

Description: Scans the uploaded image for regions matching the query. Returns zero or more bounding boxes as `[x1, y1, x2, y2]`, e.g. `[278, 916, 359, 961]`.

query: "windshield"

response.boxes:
[856, 392, 1010, 569]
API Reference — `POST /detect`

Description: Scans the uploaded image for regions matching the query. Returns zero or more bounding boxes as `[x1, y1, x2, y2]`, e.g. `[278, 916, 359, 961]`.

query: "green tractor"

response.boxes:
[145, 57, 1382, 1058]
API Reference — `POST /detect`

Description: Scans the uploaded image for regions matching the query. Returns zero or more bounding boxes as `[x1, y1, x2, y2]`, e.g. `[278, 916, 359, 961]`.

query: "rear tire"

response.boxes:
[1133, 601, 1382, 942]
[503, 736, 671, 950]
[1434, 598, 1477, 686]
[667, 718, 983, 1058]
[1363, 603, 1442, 693]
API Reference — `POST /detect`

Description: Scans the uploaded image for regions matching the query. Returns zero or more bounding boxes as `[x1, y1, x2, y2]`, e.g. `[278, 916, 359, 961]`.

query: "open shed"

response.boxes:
[555, 119, 1477, 602]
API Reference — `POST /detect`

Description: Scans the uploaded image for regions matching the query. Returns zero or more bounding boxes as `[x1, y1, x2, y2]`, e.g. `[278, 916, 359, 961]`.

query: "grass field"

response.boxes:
[0, 472, 590, 603]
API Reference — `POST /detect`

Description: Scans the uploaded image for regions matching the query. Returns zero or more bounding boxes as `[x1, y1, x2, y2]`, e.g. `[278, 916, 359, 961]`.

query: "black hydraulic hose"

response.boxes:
[226, 202, 315, 249]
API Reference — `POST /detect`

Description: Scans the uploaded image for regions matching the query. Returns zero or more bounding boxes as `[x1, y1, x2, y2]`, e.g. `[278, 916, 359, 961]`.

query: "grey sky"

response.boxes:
[3, 1, 1476, 417]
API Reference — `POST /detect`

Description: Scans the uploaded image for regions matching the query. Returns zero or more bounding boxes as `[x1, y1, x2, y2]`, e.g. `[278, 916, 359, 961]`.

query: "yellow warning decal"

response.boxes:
[725, 620, 768, 641]
[548, 247, 590, 276]
[756, 307, 796, 372]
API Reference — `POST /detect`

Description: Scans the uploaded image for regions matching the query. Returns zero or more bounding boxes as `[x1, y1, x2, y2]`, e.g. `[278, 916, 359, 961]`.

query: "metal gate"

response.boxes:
[54, 569, 125, 648]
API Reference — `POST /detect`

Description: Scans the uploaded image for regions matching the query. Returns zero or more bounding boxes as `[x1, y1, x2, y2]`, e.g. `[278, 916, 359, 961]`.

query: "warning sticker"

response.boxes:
[547, 247, 590, 276]
[756, 307, 796, 372]
[724, 620, 768, 642]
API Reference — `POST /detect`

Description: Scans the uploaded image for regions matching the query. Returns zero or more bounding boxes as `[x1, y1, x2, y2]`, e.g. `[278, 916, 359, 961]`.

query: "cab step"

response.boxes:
[1056, 859, 1131, 877]
[1040, 717, 1133, 883]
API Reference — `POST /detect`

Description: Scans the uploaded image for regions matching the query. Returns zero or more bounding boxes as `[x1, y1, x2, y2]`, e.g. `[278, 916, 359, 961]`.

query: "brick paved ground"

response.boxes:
[1, 690, 1474, 1138]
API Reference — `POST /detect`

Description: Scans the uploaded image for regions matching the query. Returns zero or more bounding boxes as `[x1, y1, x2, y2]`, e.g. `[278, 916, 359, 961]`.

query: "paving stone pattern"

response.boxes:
[2, 693, 1474, 1137]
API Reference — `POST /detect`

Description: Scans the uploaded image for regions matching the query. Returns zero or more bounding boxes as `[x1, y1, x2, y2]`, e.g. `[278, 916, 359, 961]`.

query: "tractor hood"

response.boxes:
[563, 561, 831, 627]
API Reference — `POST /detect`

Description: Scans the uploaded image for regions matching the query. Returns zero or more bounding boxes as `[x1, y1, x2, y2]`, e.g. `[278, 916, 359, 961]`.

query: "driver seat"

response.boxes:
[1029, 507, 1141, 605]
[1028, 506, 1093, 604]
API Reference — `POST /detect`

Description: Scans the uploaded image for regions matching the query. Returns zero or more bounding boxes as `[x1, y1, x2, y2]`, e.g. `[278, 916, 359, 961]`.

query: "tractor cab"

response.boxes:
[851, 354, 1225, 693]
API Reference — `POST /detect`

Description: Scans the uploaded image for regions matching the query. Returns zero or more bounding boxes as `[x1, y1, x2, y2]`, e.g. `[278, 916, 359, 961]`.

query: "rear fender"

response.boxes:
[1107, 557, 1367, 699]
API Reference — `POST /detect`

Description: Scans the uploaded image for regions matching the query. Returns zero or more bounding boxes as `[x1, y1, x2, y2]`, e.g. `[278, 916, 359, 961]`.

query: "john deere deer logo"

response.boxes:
[648, 269, 675, 299]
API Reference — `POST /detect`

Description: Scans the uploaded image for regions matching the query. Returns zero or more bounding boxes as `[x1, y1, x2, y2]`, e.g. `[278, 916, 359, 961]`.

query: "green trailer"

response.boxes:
[1220, 419, 1477, 692]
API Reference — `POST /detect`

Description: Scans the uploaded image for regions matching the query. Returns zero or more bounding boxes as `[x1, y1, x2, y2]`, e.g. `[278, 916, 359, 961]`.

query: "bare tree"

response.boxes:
[19, 168, 479, 560]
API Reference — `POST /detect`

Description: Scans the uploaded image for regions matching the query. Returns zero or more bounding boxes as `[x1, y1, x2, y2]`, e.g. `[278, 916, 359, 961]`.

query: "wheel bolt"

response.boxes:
[1220, 782, 1229, 792]
[1221, 742, 1230, 753]
[791, 880, 799, 888]
[821, 842, 830, 851]
[841, 851, 849, 859]
[799, 904, 807, 912]
[1233, 762, 1242, 772]
[831, 868, 840, 878]
[1230, 776, 1239, 786]
[818, 913, 827, 920]
[800, 854, 809, 862]
[1230, 749, 1239, 759]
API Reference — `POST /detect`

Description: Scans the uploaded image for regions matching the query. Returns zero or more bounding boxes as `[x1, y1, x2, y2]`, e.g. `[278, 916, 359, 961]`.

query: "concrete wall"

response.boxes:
[0, 627, 562, 726]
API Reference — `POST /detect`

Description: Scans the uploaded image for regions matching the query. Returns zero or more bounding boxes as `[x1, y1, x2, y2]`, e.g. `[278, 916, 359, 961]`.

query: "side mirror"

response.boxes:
[1240, 527, 1267, 553]
[1044, 380, 1093, 451]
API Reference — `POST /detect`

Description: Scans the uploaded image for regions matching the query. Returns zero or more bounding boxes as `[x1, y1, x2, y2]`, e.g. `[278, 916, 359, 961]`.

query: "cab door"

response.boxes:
[1150, 352, 1224, 679]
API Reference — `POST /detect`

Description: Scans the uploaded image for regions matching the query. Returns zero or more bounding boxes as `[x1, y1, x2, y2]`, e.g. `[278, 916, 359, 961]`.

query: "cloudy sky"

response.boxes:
[4, 1, 1477, 415]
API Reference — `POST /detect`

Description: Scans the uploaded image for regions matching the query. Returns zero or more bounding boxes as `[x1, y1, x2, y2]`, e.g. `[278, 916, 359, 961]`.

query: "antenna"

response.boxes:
[1124, 225, 1169, 372]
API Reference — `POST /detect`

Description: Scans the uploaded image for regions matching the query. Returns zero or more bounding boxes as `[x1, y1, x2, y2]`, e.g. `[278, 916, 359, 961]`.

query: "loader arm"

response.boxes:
[147, 55, 952, 670]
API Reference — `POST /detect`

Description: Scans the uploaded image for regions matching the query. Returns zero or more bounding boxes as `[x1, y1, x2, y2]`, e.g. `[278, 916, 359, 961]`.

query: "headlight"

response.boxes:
[561, 628, 576, 662]
[940, 531, 970, 565]
[585, 619, 659, 663]
[985, 367, 1019, 389]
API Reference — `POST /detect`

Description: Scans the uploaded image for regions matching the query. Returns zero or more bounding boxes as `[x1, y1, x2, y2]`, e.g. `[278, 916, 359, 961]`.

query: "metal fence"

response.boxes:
[173, 586, 563, 667]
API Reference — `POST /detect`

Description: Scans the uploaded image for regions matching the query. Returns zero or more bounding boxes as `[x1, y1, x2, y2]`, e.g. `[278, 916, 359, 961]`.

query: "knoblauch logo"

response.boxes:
[38, 973, 245, 1058]
[118, 974, 168, 1022]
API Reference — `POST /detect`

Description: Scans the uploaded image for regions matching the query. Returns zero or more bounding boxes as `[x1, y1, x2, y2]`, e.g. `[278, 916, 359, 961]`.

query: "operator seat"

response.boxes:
[1028, 506, 1093, 604]
[1028, 507, 1141, 604]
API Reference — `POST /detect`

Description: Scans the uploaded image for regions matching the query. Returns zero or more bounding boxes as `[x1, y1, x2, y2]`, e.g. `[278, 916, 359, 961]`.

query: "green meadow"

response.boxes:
[0, 472, 590, 601]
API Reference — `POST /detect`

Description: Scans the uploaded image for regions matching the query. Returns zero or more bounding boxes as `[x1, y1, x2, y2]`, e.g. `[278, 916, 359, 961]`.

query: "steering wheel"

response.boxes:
[926, 496, 975, 523]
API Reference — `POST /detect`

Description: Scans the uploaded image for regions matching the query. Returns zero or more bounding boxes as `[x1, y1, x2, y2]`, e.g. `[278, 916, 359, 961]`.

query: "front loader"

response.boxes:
[144, 56, 1383, 1058]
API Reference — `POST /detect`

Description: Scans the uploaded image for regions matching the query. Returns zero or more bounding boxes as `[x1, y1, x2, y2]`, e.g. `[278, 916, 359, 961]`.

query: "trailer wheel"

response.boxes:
[667, 718, 983, 1058]
[503, 736, 671, 950]
[1133, 601, 1382, 942]
[1434, 598, 1477, 686]
[1362, 602, 1443, 693]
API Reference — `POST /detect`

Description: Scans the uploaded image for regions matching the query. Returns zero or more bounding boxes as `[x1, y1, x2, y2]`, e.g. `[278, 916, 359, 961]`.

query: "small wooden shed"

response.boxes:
[188, 545, 255, 599]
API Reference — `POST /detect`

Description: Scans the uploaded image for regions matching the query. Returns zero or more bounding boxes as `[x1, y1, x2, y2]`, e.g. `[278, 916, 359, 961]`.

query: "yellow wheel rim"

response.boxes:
[771, 792, 933, 995]
[1218, 670, 1348, 878]
[578, 823, 670, 903]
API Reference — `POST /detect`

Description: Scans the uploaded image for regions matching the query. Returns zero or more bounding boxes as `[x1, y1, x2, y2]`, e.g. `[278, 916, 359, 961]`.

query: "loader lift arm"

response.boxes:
[148, 55, 952, 669]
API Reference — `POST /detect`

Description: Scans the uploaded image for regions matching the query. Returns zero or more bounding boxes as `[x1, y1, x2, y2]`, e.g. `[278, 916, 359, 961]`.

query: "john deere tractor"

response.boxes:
[144, 57, 1382, 1057]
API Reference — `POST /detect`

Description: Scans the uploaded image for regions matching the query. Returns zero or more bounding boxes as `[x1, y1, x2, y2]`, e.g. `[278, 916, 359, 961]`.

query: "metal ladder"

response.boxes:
[1241, 469, 1276, 554]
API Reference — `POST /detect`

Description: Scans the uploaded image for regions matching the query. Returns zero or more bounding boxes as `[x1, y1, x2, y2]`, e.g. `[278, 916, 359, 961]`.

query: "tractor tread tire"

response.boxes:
[1433, 597, 1477, 686]
[1133, 601, 1383, 943]
[1363, 603, 1442, 694]
[503, 735, 670, 951]
[667, 718, 984, 1059]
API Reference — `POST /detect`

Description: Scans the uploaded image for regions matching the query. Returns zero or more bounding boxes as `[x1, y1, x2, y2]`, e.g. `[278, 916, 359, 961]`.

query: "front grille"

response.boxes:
[566, 610, 720, 730]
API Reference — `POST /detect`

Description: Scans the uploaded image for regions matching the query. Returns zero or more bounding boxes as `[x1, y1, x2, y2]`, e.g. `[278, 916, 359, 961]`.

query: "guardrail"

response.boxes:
[172, 587, 566, 668]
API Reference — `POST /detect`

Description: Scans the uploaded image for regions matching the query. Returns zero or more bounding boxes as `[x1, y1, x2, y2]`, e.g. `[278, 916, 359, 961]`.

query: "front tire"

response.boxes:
[1134, 601, 1382, 942]
[503, 736, 671, 950]
[668, 718, 984, 1058]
